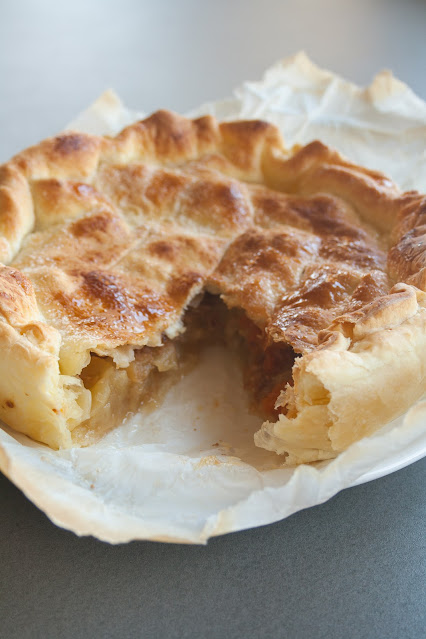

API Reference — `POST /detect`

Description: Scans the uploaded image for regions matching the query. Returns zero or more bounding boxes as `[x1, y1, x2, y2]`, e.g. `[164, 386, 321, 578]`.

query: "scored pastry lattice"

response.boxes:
[0, 111, 425, 462]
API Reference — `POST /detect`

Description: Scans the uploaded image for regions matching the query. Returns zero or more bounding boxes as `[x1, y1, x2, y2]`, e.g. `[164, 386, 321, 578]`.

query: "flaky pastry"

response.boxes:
[0, 111, 425, 463]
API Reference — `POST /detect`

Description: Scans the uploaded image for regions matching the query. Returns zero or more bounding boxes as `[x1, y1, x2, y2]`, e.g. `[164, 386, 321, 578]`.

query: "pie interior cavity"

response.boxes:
[0, 111, 425, 463]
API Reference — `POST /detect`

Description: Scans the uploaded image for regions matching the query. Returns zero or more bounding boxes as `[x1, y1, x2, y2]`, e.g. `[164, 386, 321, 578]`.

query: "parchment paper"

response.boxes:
[1, 53, 425, 544]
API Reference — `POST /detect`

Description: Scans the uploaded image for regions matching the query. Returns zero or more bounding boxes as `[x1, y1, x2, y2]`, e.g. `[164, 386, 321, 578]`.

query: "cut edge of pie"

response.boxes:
[0, 110, 424, 463]
[255, 283, 426, 463]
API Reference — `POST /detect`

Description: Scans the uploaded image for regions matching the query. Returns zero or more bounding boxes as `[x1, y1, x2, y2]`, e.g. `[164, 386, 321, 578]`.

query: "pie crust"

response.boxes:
[0, 110, 424, 462]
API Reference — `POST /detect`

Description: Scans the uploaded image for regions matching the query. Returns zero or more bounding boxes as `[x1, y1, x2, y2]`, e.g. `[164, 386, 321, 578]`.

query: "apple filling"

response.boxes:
[69, 293, 297, 445]
[71, 340, 179, 445]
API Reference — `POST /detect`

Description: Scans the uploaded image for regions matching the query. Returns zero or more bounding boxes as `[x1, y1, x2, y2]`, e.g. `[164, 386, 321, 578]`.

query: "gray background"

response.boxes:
[0, 1, 425, 637]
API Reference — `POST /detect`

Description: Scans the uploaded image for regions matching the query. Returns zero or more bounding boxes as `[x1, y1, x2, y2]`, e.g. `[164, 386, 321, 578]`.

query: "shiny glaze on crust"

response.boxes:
[0, 110, 424, 359]
[52, 271, 174, 343]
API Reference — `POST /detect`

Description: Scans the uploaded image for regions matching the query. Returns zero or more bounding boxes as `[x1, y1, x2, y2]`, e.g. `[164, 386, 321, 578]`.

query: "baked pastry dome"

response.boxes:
[0, 110, 424, 462]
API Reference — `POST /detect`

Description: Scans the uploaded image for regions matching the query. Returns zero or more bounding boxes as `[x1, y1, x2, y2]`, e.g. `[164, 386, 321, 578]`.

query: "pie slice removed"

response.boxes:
[0, 110, 424, 463]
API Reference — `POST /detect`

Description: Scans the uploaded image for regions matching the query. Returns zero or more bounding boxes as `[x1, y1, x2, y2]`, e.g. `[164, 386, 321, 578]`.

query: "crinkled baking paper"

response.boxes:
[1, 53, 425, 544]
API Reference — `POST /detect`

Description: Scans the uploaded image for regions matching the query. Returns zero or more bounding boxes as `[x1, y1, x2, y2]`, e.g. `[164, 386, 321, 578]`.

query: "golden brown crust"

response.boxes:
[0, 110, 425, 454]
[0, 164, 34, 263]
[388, 194, 426, 289]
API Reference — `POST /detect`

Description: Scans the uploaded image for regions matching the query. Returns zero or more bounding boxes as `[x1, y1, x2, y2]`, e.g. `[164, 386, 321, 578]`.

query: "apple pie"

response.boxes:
[0, 110, 424, 463]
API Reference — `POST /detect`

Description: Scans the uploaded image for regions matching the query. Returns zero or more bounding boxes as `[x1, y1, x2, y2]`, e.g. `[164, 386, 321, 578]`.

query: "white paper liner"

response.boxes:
[1, 52, 425, 543]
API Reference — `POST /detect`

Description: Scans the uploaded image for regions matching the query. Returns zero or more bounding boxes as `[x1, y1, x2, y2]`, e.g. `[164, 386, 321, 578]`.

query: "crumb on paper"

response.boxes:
[195, 456, 222, 469]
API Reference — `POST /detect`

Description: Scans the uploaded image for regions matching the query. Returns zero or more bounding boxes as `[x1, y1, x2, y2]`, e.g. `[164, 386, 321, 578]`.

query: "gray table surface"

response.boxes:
[1, 1, 425, 638]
